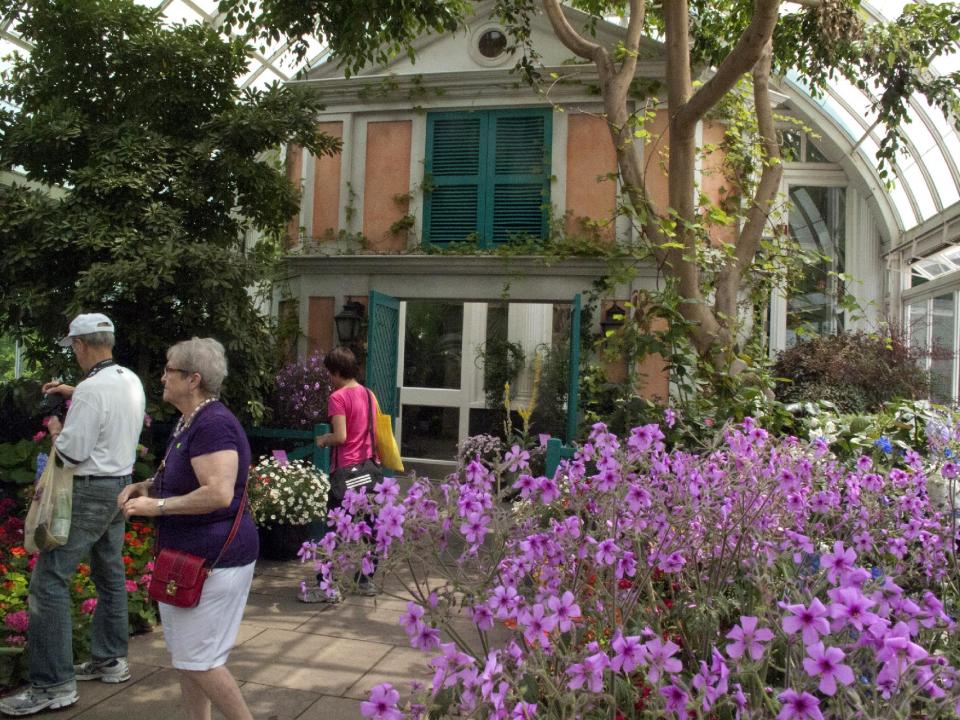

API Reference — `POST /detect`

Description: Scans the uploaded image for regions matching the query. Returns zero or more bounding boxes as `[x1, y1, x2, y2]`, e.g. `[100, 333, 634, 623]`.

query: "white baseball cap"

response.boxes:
[58, 313, 116, 347]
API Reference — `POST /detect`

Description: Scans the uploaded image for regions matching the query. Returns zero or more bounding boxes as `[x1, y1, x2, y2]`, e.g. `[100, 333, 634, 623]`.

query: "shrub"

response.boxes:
[774, 330, 931, 413]
[303, 418, 960, 719]
[269, 351, 333, 429]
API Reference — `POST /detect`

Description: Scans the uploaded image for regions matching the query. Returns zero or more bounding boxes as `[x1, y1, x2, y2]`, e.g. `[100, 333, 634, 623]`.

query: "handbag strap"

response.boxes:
[153, 435, 249, 570]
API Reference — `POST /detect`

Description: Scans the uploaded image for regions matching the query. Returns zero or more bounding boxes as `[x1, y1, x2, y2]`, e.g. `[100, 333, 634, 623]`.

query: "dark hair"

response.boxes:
[323, 346, 359, 379]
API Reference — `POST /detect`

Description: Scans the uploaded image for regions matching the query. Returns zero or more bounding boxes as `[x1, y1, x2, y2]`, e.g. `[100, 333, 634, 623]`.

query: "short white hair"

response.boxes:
[167, 337, 228, 397]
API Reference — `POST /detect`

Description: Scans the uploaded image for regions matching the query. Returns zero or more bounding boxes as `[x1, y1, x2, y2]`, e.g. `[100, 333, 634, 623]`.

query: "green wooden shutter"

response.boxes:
[424, 114, 482, 245]
[488, 109, 551, 245]
[424, 109, 551, 248]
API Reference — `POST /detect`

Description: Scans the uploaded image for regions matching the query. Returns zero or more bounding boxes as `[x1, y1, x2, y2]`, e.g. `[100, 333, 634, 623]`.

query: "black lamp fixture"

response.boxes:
[599, 302, 626, 336]
[334, 301, 366, 344]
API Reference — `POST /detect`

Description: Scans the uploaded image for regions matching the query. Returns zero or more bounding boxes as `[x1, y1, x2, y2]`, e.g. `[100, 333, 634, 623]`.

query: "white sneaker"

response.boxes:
[0, 687, 78, 716]
[74, 657, 130, 683]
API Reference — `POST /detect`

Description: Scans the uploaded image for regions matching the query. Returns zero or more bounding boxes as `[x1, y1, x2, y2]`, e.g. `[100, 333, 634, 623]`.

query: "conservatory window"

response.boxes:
[785, 186, 847, 346]
[907, 293, 958, 403]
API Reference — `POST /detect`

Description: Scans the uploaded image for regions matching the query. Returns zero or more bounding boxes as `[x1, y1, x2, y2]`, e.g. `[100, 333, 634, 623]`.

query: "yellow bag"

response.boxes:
[375, 411, 404, 473]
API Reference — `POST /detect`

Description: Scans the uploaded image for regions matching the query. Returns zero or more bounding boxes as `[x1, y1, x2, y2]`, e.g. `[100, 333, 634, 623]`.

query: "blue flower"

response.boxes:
[945, 448, 954, 459]
[34, 452, 48, 481]
[874, 437, 892, 454]
[870, 565, 883, 580]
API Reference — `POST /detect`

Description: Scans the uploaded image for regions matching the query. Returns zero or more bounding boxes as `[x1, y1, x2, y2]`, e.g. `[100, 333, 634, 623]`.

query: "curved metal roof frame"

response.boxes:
[785, 0, 960, 236]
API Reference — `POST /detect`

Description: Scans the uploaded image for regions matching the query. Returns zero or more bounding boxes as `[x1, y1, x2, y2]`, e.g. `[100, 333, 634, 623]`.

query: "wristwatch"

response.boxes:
[156, 498, 166, 513]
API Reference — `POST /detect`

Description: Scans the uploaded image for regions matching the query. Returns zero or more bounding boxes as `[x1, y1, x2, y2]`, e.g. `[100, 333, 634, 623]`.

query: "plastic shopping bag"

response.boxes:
[374, 411, 404, 473]
[24, 454, 74, 553]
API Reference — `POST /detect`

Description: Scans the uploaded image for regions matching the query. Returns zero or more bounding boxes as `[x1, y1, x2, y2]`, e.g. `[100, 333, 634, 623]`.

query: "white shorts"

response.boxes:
[159, 561, 255, 671]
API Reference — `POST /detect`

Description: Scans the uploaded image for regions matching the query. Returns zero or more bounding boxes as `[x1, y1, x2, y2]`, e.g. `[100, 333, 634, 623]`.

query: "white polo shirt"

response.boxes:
[55, 364, 146, 476]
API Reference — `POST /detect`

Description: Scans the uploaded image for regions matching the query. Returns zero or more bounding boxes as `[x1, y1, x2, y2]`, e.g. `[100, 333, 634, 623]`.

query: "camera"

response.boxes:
[38, 392, 67, 421]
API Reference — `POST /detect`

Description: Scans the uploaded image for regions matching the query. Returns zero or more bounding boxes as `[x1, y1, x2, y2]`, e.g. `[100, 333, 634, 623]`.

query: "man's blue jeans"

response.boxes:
[27, 476, 131, 691]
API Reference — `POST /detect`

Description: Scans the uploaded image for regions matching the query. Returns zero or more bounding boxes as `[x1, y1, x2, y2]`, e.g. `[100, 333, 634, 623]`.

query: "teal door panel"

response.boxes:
[366, 291, 400, 420]
[566, 293, 582, 443]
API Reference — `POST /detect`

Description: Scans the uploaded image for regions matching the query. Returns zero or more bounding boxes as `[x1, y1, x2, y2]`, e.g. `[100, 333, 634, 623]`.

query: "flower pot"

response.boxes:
[257, 523, 313, 562]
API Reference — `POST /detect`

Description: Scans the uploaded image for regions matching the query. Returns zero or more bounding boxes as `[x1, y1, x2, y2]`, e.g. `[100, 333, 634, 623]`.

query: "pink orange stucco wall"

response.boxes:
[284, 145, 303, 249]
[699, 121, 736, 247]
[312, 122, 343, 240]
[307, 297, 335, 357]
[363, 121, 412, 252]
[565, 114, 618, 241]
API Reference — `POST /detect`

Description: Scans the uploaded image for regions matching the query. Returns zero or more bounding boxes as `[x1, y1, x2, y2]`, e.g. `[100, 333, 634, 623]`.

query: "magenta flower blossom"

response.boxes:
[827, 586, 878, 632]
[460, 513, 491, 545]
[3, 611, 28, 633]
[489, 585, 520, 620]
[567, 651, 609, 693]
[504, 444, 531, 473]
[518, 603, 557, 647]
[547, 591, 581, 633]
[410, 623, 441, 651]
[801, 642, 855, 696]
[777, 689, 824, 720]
[820, 541, 856, 584]
[361, 683, 402, 720]
[594, 538, 619, 566]
[660, 683, 689, 716]
[610, 632, 645, 674]
[781, 599, 830, 646]
[399, 602, 424, 634]
[642, 637, 682, 683]
[658, 550, 686, 574]
[726, 616, 774, 661]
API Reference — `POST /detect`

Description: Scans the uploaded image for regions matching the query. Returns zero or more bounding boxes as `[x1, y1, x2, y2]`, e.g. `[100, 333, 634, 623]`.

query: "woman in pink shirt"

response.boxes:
[305, 346, 380, 601]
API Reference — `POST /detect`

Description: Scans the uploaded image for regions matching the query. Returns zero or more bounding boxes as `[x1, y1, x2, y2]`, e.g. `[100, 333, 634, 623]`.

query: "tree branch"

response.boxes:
[541, 0, 604, 63]
[677, 0, 781, 127]
[714, 41, 782, 322]
[614, 0, 646, 86]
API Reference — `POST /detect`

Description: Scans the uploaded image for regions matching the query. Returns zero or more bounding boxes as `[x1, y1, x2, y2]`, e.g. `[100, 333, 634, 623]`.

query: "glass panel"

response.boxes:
[930, 294, 956, 402]
[780, 129, 801, 162]
[805, 138, 829, 163]
[403, 302, 463, 389]
[908, 300, 930, 352]
[401, 405, 459, 459]
[786, 186, 846, 345]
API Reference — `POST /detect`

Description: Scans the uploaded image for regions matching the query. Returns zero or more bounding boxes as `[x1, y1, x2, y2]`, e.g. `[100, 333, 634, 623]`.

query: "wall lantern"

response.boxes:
[334, 301, 366, 344]
[600, 302, 626, 336]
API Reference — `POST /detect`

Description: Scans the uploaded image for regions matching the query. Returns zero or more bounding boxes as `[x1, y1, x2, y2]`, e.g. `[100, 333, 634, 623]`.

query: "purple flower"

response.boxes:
[518, 603, 557, 647]
[489, 585, 520, 620]
[777, 689, 824, 720]
[801, 642, 854, 696]
[660, 683, 689, 716]
[566, 651, 609, 692]
[504, 444, 530, 473]
[594, 538, 619, 566]
[726, 616, 773, 661]
[399, 602, 424, 634]
[361, 683, 402, 720]
[780, 599, 830, 646]
[410, 623, 441, 651]
[658, 550, 686, 574]
[546, 591, 581, 633]
[609, 632, 645, 674]
[642, 637, 682, 683]
[820, 541, 856, 584]
[460, 513, 491, 545]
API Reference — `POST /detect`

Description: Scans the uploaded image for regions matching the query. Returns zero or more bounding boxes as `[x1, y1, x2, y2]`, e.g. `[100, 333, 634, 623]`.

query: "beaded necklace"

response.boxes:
[173, 396, 216, 439]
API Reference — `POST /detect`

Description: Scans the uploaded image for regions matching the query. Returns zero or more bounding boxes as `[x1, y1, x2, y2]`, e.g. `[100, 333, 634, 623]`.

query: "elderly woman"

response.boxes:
[119, 338, 257, 720]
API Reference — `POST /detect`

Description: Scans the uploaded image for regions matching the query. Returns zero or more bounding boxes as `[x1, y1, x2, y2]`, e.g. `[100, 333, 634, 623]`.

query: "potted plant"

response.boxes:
[247, 456, 330, 561]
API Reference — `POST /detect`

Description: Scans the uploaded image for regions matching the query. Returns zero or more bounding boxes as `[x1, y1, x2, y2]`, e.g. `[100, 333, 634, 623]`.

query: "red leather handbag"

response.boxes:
[149, 548, 209, 608]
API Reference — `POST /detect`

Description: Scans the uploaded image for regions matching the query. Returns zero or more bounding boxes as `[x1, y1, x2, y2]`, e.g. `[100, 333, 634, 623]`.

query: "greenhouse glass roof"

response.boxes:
[1, 0, 958, 236]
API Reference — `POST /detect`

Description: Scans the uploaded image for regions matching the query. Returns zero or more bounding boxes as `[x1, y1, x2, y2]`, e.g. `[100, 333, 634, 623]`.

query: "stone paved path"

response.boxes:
[21, 559, 435, 719]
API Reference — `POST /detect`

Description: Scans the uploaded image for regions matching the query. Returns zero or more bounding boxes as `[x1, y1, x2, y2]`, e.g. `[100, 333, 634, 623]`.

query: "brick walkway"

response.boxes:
[23, 559, 434, 719]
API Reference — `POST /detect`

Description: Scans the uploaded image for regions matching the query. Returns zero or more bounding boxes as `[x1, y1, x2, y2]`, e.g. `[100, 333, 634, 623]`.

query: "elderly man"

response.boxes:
[0, 314, 145, 717]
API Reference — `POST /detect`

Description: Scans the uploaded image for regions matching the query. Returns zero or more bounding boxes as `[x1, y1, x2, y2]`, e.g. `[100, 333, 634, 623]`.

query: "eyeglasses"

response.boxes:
[162, 366, 193, 376]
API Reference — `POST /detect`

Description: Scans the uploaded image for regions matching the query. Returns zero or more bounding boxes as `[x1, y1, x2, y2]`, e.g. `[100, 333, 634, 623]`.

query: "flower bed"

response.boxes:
[306, 415, 960, 719]
[0, 497, 156, 687]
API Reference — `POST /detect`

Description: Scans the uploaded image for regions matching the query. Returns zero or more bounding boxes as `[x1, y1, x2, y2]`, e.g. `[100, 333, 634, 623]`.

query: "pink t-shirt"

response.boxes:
[327, 385, 377, 471]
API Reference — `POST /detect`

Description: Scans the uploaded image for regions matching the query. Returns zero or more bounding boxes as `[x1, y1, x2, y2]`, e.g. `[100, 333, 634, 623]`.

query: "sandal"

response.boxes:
[298, 586, 342, 604]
